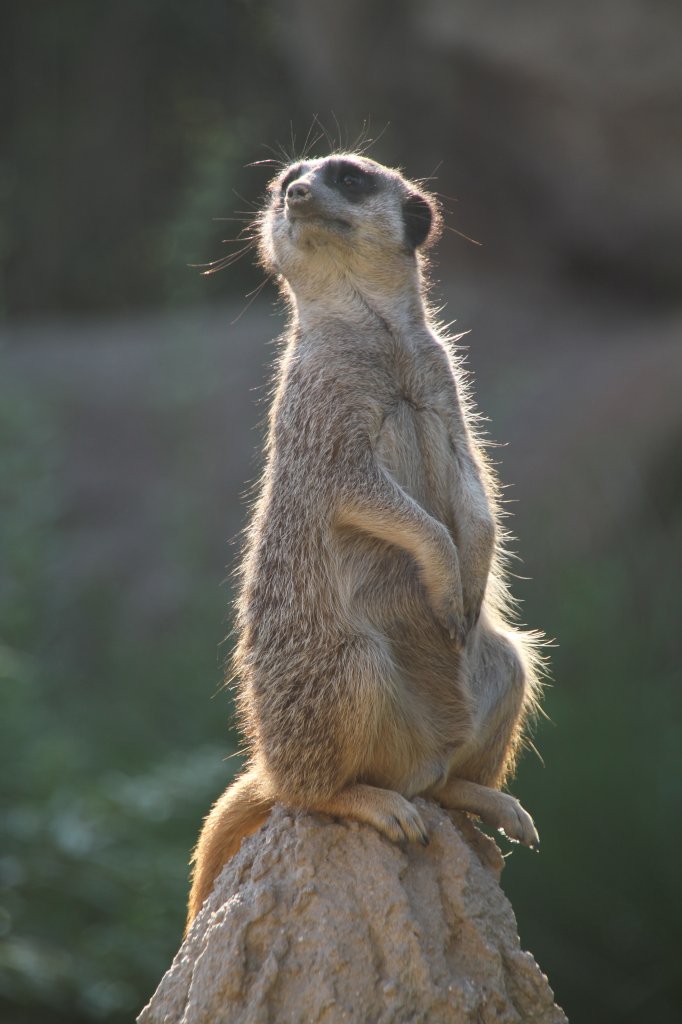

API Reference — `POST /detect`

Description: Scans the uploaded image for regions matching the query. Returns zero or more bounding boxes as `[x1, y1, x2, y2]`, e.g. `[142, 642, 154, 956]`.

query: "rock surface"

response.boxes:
[138, 801, 567, 1024]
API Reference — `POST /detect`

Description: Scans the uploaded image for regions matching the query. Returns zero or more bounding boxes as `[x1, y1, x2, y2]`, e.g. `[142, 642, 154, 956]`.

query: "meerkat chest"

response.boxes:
[375, 383, 463, 517]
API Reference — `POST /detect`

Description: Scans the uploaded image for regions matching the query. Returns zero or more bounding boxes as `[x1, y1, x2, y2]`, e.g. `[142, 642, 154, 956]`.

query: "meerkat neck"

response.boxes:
[291, 266, 427, 336]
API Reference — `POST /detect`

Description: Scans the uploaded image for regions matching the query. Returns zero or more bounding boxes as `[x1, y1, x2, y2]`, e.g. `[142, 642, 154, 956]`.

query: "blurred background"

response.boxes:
[1, 2, 681, 1021]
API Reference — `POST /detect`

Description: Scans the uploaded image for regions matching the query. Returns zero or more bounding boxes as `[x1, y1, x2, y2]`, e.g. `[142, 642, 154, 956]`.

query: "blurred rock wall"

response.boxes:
[282, 0, 682, 295]
[3, 1, 680, 316]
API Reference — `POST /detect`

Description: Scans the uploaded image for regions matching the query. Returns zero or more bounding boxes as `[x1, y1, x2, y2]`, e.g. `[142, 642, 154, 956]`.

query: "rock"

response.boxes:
[138, 800, 567, 1024]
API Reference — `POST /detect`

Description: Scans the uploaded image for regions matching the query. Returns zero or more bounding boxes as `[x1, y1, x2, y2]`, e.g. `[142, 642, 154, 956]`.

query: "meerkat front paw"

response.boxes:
[462, 585, 485, 635]
[433, 588, 466, 647]
[460, 563, 489, 636]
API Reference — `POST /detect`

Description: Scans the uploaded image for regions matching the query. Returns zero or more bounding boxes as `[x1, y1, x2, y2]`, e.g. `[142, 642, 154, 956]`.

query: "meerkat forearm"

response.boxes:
[448, 451, 496, 626]
[336, 469, 465, 640]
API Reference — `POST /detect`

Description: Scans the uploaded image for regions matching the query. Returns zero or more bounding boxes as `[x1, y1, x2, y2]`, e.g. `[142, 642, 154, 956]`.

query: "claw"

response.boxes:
[465, 611, 479, 634]
[444, 613, 466, 648]
[390, 815, 408, 843]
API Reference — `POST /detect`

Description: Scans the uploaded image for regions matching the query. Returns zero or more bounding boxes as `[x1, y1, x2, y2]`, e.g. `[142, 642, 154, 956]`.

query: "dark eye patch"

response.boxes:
[279, 164, 305, 193]
[323, 159, 377, 201]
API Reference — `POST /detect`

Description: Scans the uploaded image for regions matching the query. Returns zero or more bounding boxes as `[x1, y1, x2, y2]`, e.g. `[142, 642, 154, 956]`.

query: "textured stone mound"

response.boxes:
[138, 801, 567, 1024]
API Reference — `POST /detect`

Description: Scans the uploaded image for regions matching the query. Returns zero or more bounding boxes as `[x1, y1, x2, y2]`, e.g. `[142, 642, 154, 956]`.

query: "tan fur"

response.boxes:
[187, 153, 544, 930]
[186, 768, 272, 924]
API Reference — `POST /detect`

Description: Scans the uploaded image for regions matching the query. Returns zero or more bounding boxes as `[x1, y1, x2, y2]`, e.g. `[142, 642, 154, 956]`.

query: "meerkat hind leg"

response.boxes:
[435, 777, 539, 849]
[308, 782, 430, 846]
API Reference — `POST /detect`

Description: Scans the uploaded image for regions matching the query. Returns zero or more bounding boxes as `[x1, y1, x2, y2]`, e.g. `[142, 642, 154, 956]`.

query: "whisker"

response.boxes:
[349, 118, 369, 154]
[231, 189, 260, 211]
[230, 274, 273, 324]
[300, 116, 317, 160]
[415, 160, 443, 187]
[190, 240, 256, 276]
[220, 234, 257, 244]
[260, 142, 287, 167]
[312, 113, 335, 154]
[330, 110, 345, 153]
[433, 191, 460, 204]
[354, 118, 389, 156]
[264, 139, 292, 166]
[442, 223, 483, 246]
[212, 214, 255, 222]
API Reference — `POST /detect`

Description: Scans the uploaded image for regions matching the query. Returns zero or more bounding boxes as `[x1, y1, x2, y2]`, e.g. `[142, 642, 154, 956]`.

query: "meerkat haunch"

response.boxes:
[187, 153, 544, 927]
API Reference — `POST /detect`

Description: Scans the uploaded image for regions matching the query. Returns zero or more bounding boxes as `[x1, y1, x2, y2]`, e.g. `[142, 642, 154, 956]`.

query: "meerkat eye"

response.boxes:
[337, 164, 368, 189]
[325, 160, 376, 200]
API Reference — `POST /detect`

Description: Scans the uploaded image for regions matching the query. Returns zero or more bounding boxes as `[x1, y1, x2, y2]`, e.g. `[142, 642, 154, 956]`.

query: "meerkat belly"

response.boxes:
[375, 399, 456, 524]
[365, 398, 461, 641]
[333, 401, 471, 787]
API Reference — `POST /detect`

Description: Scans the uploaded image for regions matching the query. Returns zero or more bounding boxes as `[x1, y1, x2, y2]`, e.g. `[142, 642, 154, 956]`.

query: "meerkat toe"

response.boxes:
[517, 807, 540, 849]
[388, 815, 409, 843]
[398, 806, 430, 846]
[440, 607, 465, 647]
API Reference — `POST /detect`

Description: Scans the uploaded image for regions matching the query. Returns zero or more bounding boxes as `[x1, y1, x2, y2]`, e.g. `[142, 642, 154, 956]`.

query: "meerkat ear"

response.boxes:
[403, 192, 434, 250]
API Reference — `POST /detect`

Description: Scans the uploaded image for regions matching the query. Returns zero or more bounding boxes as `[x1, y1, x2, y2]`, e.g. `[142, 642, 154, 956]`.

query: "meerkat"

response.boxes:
[187, 152, 544, 928]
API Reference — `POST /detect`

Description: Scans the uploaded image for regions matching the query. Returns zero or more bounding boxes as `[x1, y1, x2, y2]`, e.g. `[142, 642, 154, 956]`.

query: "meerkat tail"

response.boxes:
[186, 767, 272, 930]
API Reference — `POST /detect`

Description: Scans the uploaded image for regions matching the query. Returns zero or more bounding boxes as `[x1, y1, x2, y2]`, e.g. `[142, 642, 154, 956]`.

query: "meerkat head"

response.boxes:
[258, 154, 441, 301]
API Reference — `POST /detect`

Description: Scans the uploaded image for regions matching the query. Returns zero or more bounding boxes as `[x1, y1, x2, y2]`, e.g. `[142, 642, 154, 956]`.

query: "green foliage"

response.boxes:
[0, 360, 239, 1023]
[1, 710, 228, 1021]
[161, 118, 263, 307]
[0, 363, 59, 645]
[505, 526, 682, 1022]
[1, 2, 289, 316]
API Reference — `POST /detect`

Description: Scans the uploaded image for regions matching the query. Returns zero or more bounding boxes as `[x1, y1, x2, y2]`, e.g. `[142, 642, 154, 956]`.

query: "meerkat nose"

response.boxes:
[286, 181, 312, 204]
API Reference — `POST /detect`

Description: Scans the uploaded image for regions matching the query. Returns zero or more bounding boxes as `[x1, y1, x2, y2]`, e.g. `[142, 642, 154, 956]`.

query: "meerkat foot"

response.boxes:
[310, 783, 429, 847]
[489, 792, 539, 849]
[436, 777, 539, 850]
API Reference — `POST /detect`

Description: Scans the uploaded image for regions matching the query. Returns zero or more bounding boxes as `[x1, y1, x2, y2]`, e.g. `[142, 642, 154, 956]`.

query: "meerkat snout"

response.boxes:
[286, 180, 311, 204]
